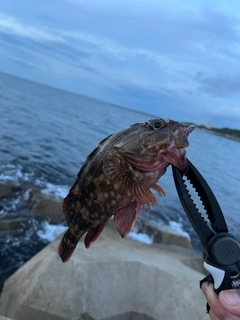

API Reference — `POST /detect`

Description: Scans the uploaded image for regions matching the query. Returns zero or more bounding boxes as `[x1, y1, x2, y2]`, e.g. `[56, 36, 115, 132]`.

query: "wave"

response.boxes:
[0, 163, 34, 184]
[163, 221, 190, 241]
[37, 222, 67, 242]
[127, 231, 153, 245]
[40, 183, 69, 200]
[0, 162, 69, 202]
[128, 219, 190, 246]
[36, 220, 190, 247]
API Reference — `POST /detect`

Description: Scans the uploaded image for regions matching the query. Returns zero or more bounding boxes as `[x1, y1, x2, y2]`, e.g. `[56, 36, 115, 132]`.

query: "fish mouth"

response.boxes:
[162, 124, 195, 173]
[184, 124, 195, 141]
[166, 147, 188, 173]
[174, 124, 195, 149]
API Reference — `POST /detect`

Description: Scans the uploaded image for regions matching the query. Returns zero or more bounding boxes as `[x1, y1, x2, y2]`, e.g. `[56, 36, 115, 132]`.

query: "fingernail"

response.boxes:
[221, 289, 240, 306]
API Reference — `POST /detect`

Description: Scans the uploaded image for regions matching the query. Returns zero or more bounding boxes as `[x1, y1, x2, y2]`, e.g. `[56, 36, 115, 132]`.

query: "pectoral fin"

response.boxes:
[130, 182, 157, 210]
[152, 184, 165, 197]
[103, 158, 123, 181]
[103, 158, 158, 210]
[118, 149, 161, 172]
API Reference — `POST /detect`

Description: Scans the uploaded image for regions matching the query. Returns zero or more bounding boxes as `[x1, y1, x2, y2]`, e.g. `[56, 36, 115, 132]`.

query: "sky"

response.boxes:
[0, 0, 240, 128]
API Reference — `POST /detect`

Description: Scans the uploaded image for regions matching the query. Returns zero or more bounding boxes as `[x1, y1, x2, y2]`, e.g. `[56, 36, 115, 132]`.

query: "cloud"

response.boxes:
[0, 13, 62, 42]
[197, 73, 240, 97]
[190, 9, 239, 46]
[208, 106, 240, 129]
[106, 80, 204, 124]
[0, 11, 167, 77]
[1, 2, 240, 128]
[1, 7, 239, 83]
[58, 4, 240, 61]
[0, 13, 97, 76]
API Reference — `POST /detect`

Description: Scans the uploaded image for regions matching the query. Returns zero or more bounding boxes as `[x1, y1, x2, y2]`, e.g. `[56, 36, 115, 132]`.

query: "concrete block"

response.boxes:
[27, 191, 63, 224]
[0, 228, 208, 320]
[0, 183, 22, 199]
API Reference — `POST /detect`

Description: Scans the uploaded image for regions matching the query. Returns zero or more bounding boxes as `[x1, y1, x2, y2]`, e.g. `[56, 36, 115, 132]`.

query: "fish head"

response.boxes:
[143, 118, 195, 172]
[116, 118, 195, 173]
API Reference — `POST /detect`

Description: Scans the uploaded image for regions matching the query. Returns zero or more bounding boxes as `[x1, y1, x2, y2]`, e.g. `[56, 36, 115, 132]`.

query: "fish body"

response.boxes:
[58, 118, 195, 262]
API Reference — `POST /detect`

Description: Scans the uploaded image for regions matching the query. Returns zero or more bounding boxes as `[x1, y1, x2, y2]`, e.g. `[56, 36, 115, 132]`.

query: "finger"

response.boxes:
[201, 282, 226, 318]
[210, 306, 240, 320]
[219, 289, 240, 315]
[209, 309, 220, 320]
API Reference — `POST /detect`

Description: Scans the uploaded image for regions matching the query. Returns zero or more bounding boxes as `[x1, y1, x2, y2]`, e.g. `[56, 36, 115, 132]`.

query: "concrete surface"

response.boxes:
[0, 226, 208, 320]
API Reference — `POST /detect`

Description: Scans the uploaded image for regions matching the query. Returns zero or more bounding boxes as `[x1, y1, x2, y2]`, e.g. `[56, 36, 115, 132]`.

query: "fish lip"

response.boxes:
[174, 124, 195, 149]
[172, 163, 189, 174]
[184, 124, 195, 136]
[170, 147, 189, 172]
[173, 124, 195, 171]
[177, 157, 189, 174]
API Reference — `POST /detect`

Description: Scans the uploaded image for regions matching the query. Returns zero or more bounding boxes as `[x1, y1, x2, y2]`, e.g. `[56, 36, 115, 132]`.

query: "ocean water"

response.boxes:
[0, 72, 240, 291]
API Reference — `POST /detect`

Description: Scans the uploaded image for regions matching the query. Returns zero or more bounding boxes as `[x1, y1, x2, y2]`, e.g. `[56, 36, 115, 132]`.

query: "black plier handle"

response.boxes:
[172, 159, 240, 294]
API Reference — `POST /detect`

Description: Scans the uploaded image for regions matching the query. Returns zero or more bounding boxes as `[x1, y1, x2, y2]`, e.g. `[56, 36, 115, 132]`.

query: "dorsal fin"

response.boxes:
[99, 133, 113, 145]
[75, 133, 113, 180]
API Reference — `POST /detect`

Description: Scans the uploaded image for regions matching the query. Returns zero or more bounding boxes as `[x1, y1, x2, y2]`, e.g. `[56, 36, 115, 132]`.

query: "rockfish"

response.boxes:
[58, 118, 195, 262]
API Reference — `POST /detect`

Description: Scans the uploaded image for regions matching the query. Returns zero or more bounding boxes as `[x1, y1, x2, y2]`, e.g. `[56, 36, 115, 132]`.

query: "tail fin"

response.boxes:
[58, 228, 84, 262]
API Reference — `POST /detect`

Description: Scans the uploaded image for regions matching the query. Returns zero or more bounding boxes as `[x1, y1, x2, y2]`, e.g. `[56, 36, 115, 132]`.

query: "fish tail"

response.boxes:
[58, 228, 84, 263]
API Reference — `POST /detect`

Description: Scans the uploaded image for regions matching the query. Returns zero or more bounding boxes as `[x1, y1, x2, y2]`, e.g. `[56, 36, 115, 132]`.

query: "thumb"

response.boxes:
[219, 289, 240, 315]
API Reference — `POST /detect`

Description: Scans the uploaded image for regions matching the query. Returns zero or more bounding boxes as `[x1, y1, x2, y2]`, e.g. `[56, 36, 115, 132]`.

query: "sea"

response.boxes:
[0, 72, 240, 292]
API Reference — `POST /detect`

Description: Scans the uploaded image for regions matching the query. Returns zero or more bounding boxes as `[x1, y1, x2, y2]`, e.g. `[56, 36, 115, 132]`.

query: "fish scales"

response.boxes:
[58, 118, 195, 262]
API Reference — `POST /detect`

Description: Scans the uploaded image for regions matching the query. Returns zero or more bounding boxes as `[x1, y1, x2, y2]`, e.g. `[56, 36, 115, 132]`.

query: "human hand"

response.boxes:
[201, 282, 240, 320]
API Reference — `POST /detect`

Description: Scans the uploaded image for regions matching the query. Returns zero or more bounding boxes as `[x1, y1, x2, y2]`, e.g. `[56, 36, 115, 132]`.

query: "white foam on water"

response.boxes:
[165, 220, 191, 241]
[0, 164, 34, 183]
[37, 221, 154, 245]
[41, 182, 69, 200]
[0, 173, 16, 182]
[0, 196, 22, 218]
[6, 197, 21, 211]
[37, 221, 67, 242]
[23, 190, 30, 201]
[127, 220, 190, 245]
[127, 232, 153, 245]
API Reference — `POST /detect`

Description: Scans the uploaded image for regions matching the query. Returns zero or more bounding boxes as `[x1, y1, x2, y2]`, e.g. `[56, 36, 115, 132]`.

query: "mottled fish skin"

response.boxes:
[58, 118, 195, 262]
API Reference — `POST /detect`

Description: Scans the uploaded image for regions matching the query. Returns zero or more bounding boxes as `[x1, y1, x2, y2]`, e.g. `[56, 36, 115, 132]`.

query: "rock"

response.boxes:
[0, 218, 27, 231]
[27, 191, 193, 251]
[0, 183, 22, 199]
[27, 191, 63, 224]
[156, 227, 192, 248]
[0, 227, 208, 320]
[131, 217, 192, 249]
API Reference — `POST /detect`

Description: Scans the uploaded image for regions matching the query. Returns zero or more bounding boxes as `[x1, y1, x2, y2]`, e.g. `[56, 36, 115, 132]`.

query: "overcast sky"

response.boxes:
[0, 0, 240, 128]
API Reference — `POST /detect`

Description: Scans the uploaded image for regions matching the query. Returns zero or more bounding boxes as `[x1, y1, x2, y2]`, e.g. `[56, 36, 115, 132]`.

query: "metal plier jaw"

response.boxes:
[172, 159, 240, 294]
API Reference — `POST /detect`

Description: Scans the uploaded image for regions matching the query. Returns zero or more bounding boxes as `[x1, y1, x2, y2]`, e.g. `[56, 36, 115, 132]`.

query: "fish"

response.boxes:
[58, 118, 195, 262]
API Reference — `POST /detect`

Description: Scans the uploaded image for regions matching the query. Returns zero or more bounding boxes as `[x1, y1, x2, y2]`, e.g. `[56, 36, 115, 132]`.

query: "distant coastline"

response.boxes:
[197, 125, 240, 142]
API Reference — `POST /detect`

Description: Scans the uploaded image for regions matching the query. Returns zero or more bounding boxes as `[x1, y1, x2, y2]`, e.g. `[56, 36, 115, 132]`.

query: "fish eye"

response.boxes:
[153, 121, 162, 128]
[151, 119, 167, 130]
